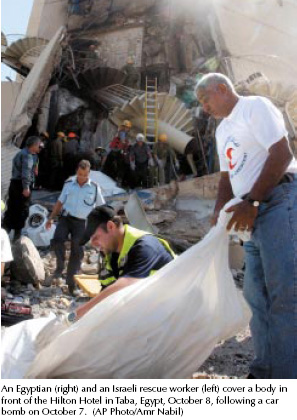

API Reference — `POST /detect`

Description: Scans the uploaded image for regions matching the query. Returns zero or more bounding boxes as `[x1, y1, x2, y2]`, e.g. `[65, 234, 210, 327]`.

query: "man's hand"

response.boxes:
[22, 188, 31, 197]
[76, 277, 139, 320]
[45, 219, 53, 230]
[148, 158, 155, 167]
[157, 158, 163, 168]
[225, 200, 258, 231]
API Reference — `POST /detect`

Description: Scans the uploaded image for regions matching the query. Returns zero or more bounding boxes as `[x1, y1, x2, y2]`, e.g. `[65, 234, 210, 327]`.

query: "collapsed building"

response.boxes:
[1, 0, 297, 198]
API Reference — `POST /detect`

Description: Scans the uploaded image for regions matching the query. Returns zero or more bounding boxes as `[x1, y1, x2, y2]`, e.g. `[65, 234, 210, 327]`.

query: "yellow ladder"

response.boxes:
[144, 76, 158, 142]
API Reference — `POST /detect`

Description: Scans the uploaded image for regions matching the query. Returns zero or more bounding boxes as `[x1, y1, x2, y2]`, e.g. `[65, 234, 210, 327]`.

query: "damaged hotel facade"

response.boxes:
[1, 0, 297, 196]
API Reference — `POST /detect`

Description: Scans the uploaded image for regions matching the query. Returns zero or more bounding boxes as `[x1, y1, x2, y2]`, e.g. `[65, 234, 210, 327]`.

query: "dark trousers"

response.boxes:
[3, 179, 31, 232]
[103, 151, 123, 181]
[49, 162, 64, 190]
[52, 216, 86, 292]
[135, 162, 149, 188]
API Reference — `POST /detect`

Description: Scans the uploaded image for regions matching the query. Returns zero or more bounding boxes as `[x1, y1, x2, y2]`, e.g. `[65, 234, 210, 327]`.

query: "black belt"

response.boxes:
[278, 172, 296, 184]
[64, 213, 85, 222]
[242, 173, 296, 200]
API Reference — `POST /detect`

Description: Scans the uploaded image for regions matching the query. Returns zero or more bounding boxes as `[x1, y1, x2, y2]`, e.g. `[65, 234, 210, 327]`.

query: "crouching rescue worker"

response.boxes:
[67, 205, 176, 321]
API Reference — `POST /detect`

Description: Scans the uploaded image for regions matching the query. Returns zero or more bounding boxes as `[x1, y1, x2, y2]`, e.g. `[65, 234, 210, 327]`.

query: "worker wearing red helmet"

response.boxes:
[103, 121, 132, 185]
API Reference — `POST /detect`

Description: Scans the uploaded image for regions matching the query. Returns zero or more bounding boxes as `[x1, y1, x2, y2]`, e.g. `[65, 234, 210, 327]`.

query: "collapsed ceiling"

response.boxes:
[2, 27, 65, 146]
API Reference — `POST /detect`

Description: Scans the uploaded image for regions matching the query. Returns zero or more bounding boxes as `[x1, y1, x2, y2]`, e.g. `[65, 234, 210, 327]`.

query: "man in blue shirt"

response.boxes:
[3, 136, 41, 241]
[46, 160, 105, 295]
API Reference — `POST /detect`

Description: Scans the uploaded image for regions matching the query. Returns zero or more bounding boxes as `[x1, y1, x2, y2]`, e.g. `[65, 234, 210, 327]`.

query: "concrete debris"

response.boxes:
[149, 181, 179, 209]
[176, 197, 214, 215]
[3, 37, 48, 70]
[158, 211, 211, 245]
[10, 236, 45, 286]
[2, 27, 65, 148]
[60, 297, 71, 308]
[88, 253, 99, 264]
[177, 173, 220, 200]
[124, 192, 156, 234]
[27, 284, 36, 292]
[57, 88, 88, 117]
[161, 235, 193, 254]
[146, 210, 177, 225]
[81, 263, 98, 275]
[194, 325, 253, 379]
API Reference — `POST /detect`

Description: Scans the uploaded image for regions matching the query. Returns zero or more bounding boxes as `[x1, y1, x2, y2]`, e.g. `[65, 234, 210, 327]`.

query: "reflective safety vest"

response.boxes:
[99, 224, 176, 287]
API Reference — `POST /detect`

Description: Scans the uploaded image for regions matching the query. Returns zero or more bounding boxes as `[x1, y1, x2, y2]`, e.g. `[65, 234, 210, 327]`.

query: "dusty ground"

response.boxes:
[193, 326, 253, 379]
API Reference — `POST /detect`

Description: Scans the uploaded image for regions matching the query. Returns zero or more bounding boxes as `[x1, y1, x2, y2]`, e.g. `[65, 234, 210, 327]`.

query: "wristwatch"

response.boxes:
[67, 311, 77, 324]
[246, 196, 260, 207]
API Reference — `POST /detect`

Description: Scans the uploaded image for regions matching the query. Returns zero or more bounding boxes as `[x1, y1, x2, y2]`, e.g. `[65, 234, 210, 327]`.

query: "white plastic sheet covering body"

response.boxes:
[1, 200, 250, 379]
[1, 314, 55, 379]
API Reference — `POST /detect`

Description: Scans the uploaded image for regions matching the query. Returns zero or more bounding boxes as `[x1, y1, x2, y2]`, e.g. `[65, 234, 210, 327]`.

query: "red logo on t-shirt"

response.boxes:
[226, 148, 237, 170]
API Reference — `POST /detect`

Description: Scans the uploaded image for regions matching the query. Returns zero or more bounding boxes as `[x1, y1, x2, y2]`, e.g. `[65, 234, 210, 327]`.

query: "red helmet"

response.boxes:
[68, 132, 77, 138]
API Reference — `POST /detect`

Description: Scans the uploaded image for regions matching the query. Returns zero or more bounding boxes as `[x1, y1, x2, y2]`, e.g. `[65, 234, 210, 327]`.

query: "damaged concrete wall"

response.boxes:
[39, 0, 218, 93]
[1, 82, 23, 197]
[67, 0, 157, 32]
[3, 27, 64, 147]
[1, 81, 22, 134]
[74, 27, 144, 70]
[27, 0, 68, 40]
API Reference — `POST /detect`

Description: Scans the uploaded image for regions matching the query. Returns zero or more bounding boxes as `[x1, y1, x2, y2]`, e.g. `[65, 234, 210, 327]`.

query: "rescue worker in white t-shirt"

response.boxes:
[196, 72, 297, 379]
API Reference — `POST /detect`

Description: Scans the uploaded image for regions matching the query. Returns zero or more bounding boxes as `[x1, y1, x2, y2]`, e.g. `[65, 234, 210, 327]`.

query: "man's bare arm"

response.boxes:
[226, 137, 293, 231]
[246, 137, 293, 201]
[76, 277, 139, 319]
[45, 200, 63, 229]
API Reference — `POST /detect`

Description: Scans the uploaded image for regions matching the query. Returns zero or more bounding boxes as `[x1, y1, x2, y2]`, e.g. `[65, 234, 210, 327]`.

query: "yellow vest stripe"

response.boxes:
[100, 225, 175, 286]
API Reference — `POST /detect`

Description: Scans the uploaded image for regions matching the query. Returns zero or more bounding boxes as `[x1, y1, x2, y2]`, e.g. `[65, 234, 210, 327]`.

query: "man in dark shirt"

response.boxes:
[3, 136, 42, 240]
[72, 205, 175, 320]
[49, 131, 65, 190]
[108, 232, 173, 280]
[130, 133, 154, 188]
[63, 132, 80, 180]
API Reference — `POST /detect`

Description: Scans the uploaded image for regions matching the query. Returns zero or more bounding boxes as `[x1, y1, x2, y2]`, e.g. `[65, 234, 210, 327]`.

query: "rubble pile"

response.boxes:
[194, 325, 253, 379]
[1, 244, 101, 332]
